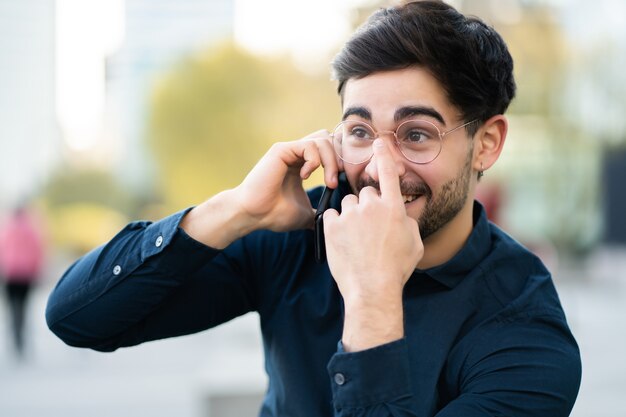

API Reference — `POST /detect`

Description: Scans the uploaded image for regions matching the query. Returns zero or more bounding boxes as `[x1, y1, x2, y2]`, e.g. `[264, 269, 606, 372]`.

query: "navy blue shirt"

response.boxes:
[46, 181, 581, 416]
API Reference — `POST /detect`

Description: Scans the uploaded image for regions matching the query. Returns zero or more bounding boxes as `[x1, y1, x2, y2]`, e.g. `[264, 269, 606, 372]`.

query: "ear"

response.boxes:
[472, 115, 508, 175]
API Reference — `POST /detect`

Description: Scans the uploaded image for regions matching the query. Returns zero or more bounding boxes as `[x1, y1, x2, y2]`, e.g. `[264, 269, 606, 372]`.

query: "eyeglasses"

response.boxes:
[331, 118, 477, 165]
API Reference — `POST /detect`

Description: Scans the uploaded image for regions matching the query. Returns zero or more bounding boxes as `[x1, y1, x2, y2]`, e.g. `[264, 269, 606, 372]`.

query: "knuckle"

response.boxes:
[270, 141, 288, 152]
[322, 210, 334, 222]
[303, 129, 329, 141]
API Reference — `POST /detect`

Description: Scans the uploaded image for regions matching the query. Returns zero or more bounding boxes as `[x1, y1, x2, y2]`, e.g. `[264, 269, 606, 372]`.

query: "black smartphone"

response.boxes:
[314, 187, 335, 263]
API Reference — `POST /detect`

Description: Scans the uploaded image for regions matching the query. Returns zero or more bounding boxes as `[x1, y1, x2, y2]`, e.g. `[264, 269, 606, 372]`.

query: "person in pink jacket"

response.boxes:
[0, 205, 45, 357]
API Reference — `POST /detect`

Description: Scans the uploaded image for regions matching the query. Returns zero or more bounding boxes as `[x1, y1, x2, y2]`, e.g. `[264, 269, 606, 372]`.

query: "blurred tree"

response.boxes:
[41, 168, 137, 253]
[148, 43, 339, 211]
[495, 8, 568, 116]
[43, 168, 136, 214]
[492, 5, 602, 254]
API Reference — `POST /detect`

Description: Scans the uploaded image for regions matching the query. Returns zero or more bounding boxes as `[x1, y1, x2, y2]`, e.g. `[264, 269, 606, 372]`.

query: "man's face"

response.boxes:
[340, 67, 476, 240]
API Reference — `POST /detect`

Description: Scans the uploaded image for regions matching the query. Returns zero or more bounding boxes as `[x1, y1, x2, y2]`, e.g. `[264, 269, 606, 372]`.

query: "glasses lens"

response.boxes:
[332, 120, 376, 164]
[396, 120, 442, 164]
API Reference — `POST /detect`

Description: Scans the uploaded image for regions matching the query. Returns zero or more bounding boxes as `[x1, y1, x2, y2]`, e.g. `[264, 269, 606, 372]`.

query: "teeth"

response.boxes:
[402, 194, 418, 203]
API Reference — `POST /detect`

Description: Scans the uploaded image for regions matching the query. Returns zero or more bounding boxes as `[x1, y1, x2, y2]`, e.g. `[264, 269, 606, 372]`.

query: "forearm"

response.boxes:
[45, 209, 218, 350]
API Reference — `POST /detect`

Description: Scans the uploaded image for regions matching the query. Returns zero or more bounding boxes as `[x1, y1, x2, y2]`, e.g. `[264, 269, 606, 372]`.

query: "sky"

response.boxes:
[234, 0, 372, 64]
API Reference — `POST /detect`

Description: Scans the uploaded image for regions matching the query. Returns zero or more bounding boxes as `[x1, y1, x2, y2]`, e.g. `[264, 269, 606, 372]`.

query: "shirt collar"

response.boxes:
[418, 201, 491, 289]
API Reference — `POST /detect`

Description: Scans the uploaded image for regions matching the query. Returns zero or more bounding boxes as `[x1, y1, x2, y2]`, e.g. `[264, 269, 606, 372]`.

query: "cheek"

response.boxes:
[412, 161, 452, 195]
[424, 152, 472, 195]
[343, 163, 366, 193]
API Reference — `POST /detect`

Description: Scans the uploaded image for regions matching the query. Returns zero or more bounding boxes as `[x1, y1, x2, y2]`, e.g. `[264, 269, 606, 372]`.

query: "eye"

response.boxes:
[398, 120, 438, 144]
[350, 126, 373, 140]
[404, 129, 429, 143]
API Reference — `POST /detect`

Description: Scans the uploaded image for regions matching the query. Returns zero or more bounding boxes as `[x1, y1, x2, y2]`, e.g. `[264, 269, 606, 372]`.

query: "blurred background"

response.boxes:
[0, 0, 624, 416]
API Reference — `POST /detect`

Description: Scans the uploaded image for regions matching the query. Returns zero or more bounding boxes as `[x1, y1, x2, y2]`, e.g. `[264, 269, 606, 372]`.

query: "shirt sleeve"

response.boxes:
[326, 312, 581, 417]
[436, 313, 581, 417]
[327, 338, 421, 416]
[45, 208, 258, 352]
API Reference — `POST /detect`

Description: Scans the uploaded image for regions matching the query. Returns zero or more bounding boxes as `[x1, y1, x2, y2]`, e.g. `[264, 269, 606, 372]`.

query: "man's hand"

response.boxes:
[180, 130, 340, 249]
[323, 139, 423, 352]
[235, 131, 340, 232]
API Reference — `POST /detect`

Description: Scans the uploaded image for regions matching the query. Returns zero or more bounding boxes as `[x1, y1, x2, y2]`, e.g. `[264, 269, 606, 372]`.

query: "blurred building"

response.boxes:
[0, 0, 59, 209]
[459, 0, 625, 254]
[106, 0, 234, 194]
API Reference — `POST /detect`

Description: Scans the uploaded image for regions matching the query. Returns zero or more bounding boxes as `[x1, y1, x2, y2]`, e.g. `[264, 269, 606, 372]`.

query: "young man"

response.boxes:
[46, 1, 581, 415]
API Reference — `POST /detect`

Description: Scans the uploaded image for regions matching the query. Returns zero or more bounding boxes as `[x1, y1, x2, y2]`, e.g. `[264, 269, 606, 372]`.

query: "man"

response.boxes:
[46, 1, 581, 416]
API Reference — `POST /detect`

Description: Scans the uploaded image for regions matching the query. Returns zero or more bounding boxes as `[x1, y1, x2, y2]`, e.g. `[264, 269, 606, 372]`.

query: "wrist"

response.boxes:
[180, 189, 258, 249]
[341, 289, 404, 352]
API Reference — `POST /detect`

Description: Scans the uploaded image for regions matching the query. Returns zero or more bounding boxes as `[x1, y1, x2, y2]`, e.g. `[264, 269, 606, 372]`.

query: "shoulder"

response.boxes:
[465, 222, 577, 355]
[447, 227, 581, 413]
[478, 222, 562, 312]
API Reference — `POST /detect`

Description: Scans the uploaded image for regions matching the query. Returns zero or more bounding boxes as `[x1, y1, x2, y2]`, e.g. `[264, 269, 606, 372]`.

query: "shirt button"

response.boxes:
[334, 373, 346, 386]
[155, 235, 163, 247]
[113, 265, 122, 275]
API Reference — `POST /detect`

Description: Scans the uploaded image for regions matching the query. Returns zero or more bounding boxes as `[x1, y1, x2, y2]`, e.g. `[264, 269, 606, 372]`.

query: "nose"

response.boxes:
[364, 137, 407, 182]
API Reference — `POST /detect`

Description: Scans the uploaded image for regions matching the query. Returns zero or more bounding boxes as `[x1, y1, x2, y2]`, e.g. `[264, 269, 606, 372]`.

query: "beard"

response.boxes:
[354, 150, 473, 240]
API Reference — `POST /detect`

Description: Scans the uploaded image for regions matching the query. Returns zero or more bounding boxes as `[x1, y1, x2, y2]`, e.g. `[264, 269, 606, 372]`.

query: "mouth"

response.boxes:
[402, 194, 423, 204]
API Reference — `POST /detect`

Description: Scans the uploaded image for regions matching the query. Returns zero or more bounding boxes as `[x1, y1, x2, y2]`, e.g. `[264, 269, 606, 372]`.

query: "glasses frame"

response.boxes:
[331, 118, 478, 165]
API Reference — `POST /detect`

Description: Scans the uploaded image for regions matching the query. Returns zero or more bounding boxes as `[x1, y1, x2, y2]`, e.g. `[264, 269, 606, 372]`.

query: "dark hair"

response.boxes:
[331, 1, 516, 132]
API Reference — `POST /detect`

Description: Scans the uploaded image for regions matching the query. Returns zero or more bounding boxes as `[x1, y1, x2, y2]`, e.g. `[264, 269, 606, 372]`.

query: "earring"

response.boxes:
[478, 162, 484, 179]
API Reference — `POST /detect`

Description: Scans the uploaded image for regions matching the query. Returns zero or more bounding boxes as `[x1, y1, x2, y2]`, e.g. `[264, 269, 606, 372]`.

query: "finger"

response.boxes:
[322, 208, 339, 232]
[299, 141, 322, 180]
[323, 208, 339, 221]
[358, 185, 379, 203]
[341, 194, 358, 212]
[298, 134, 340, 188]
[372, 139, 402, 201]
[314, 136, 340, 188]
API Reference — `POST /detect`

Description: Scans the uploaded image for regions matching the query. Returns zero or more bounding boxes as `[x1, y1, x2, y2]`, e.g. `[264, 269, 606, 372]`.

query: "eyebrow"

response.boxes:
[342, 106, 371, 121]
[342, 105, 446, 126]
[394, 106, 445, 126]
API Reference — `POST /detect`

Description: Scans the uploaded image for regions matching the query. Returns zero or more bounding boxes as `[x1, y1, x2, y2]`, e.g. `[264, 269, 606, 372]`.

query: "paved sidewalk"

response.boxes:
[0, 280, 266, 417]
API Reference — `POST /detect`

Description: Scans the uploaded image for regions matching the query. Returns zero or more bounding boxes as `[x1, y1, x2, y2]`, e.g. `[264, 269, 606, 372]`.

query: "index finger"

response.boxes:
[372, 139, 402, 200]
[300, 133, 341, 189]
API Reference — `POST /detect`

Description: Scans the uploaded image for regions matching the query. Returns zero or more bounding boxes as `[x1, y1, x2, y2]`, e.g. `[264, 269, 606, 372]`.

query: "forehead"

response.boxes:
[342, 67, 458, 124]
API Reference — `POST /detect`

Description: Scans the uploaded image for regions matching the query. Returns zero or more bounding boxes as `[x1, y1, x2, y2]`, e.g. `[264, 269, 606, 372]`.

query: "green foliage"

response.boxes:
[40, 168, 137, 253]
[43, 168, 136, 214]
[148, 43, 339, 210]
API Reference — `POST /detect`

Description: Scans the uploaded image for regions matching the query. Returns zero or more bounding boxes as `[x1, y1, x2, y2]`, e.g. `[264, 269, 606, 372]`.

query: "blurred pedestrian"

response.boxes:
[0, 204, 45, 358]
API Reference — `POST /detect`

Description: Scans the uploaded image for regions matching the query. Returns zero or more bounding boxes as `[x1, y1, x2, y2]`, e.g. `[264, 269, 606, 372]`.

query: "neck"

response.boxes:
[416, 199, 475, 270]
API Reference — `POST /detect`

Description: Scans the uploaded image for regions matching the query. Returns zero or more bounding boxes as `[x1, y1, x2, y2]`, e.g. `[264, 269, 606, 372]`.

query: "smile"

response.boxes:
[402, 194, 421, 204]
